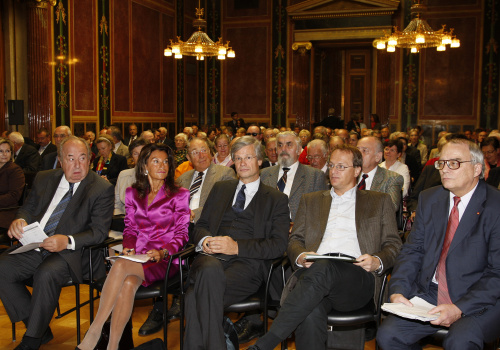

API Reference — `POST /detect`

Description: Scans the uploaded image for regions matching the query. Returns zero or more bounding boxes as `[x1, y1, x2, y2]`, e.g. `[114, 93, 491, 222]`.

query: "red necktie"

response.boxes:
[358, 174, 369, 190]
[436, 196, 461, 305]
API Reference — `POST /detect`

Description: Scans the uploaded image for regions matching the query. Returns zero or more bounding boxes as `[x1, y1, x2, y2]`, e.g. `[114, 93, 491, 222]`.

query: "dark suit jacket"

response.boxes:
[389, 181, 500, 324]
[260, 162, 328, 222]
[407, 164, 442, 212]
[405, 148, 422, 184]
[16, 170, 114, 282]
[288, 189, 402, 302]
[486, 166, 500, 188]
[261, 160, 278, 169]
[15, 144, 41, 176]
[177, 163, 236, 222]
[37, 142, 57, 159]
[92, 152, 128, 186]
[193, 180, 290, 262]
[41, 151, 58, 171]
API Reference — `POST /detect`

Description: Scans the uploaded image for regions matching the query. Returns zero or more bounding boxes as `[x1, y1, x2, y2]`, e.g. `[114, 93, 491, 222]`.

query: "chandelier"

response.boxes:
[164, 2, 235, 61]
[373, 1, 460, 53]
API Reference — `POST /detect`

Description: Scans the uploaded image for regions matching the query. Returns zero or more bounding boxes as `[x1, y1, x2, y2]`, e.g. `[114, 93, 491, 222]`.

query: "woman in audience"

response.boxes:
[213, 134, 233, 167]
[92, 134, 128, 186]
[77, 143, 190, 350]
[0, 138, 25, 234]
[299, 129, 311, 148]
[114, 138, 148, 216]
[380, 139, 411, 197]
[174, 132, 188, 166]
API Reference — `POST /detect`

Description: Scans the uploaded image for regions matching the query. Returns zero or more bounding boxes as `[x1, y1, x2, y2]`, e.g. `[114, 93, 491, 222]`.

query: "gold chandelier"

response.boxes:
[164, 2, 235, 61]
[373, 1, 460, 53]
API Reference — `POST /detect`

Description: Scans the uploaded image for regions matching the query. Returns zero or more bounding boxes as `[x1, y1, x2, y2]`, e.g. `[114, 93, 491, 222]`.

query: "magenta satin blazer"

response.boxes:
[123, 186, 190, 286]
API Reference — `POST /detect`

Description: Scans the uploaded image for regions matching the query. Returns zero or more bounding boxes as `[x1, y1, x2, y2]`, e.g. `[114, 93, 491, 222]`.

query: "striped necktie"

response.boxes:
[44, 182, 75, 237]
[189, 172, 204, 201]
[233, 185, 246, 213]
[358, 173, 369, 190]
[277, 168, 290, 192]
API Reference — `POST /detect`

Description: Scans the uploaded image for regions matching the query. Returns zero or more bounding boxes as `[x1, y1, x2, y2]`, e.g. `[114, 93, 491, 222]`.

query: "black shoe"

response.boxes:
[40, 327, 53, 345]
[246, 346, 261, 350]
[166, 296, 181, 321]
[235, 318, 265, 344]
[138, 306, 164, 336]
[14, 343, 38, 350]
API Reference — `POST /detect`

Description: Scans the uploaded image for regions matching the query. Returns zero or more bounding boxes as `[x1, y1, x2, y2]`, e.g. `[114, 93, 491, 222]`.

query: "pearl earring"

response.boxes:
[145, 170, 149, 175]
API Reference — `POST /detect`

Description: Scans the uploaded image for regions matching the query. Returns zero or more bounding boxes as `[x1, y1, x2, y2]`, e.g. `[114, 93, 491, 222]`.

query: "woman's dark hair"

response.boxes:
[128, 137, 148, 154]
[132, 143, 179, 199]
[371, 114, 380, 123]
[384, 139, 403, 154]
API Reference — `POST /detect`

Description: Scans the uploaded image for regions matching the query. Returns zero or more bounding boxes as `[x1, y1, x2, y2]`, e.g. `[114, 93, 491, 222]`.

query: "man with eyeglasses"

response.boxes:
[249, 144, 401, 350]
[377, 138, 500, 349]
[138, 137, 236, 336]
[183, 136, 290, 349]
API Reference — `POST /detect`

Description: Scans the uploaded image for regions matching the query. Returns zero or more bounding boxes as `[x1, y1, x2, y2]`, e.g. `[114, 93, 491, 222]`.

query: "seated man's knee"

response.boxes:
[194, 256, 224, 280]
[444, 322, 483, 350]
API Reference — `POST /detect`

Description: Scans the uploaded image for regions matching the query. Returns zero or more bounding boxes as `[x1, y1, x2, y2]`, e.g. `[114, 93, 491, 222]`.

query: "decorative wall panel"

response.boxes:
[98, 0, 110, 126]
[54, 0, 70, 126]
[112, 0, 130, 112]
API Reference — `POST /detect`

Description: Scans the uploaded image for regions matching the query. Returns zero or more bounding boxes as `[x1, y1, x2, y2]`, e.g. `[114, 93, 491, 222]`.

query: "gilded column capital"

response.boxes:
[28, 0, 57, 9]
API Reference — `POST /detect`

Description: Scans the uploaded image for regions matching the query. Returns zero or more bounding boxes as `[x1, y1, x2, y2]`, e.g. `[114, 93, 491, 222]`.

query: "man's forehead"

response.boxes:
[441, 143, 470, 158]
[330, 150, 352, 162]
[235, 145, 256, 155]
[189, 140, 208, 150]
[278, 136, 295, 144]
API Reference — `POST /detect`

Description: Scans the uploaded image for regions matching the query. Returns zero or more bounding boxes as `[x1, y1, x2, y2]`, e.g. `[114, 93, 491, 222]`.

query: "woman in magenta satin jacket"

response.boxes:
[78, 143, 189, 350]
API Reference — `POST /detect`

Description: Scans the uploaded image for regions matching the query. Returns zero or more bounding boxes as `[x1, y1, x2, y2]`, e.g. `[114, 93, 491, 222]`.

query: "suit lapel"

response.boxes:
[430, 191, 450, 263]
[290, 163, 305, 199]
[317, 191, 332, 243]
[39, 171, 65, 221]
[213, 180, 238, 234]
[370, 167, 383, 190]
[200, 164, 215, 205]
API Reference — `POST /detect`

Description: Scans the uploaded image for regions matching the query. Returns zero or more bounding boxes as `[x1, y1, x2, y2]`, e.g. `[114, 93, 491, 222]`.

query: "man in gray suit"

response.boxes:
[357, 136, 404, 211]
[237, 131, 328, 343]
[260, 131, 328, 222]
[138, 137, 235, 336]
[0, 136, 114, 350]
[249, 144, 402, 350]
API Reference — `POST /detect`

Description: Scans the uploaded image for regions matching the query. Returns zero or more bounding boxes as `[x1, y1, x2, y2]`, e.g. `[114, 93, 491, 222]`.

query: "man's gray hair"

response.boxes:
[307, 139, 328, 156]
[187, 137, 211, 153]
[446, 138, 485, 179]
[109, 126, 123, 141]
[231, 136, 264, 161]
[277, 131, 302, 155]
[58, 135, 91, 160]
[56, 125, 72, 136]
[8, 131, 24, 144]
[175, 133, 188, 143]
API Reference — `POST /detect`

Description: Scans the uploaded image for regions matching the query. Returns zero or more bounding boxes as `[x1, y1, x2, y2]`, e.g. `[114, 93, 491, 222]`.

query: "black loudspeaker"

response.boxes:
[8, 100, 24, 125]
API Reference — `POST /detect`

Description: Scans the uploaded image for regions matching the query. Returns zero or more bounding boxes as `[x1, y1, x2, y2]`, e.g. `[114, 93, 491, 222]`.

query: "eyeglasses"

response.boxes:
[190, 149, 209, 156]
[306, 155, 325, 161]
[0, 149, 11, 154]
[234, 155, 258, 163]
[246, 133, 259, 137]
[434, 159, 473, 170]
[327, 162, 354, 171]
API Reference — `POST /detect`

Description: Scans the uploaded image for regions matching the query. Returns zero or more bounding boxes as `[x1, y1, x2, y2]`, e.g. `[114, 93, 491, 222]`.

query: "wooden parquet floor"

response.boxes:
[0, 285, 442, 350]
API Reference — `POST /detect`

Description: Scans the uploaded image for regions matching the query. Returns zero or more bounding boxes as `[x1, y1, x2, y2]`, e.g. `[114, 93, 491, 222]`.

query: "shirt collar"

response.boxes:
[330, 184, 357, 200]
[236, 177, 260, 194]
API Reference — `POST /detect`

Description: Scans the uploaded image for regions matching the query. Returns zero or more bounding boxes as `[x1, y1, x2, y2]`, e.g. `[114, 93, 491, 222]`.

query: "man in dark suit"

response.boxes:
[249, 144, 401, 350]
[123, 123, 138, 147]
[9, 131, 41, 187]
[183, 136, 290, 350]
[377, 138, 500, 349]
[35, 128, 57, 159]
[261, 137, 278, 168]
[155, 126, 175, 149]
[0, 136, 114, 350]
[357, 136, 404, 211]
[138, 138, 235, 336]
[41, 126, 72, 171]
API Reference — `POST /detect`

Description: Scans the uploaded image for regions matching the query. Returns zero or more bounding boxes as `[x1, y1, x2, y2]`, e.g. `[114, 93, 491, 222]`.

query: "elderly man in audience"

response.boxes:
[307, 139, 329, 174]
[262, 137, 278, 168]
[9, 131, 41, 187]
[328, 135, 344, 153]
[183, 126, 193, 140]
[237, 131, 328, 343]
[183, 136, 290, 350]
[140, 130, 155, 144]
[41, 126, 72, 171]
[377, 138, 500, 350]
[249, 144, 402, 350]
[156, 126, 175, 149]
[356, 136, 404, 211]
[138, 137, 236, 336]
[124, 123, 138, 147]
[0, 136, 114, 350]
[107, 126, 129, 158]
[247, 125, 263, 142]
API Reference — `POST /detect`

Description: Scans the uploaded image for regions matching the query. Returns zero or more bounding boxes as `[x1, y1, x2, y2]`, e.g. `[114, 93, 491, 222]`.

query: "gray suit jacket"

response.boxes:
[370, 166, 404, 211]
[288, 189, 402, 302]
[16, 169, 114, 283]
[260, 162, 328, 222]
[177, 163, 236, 222]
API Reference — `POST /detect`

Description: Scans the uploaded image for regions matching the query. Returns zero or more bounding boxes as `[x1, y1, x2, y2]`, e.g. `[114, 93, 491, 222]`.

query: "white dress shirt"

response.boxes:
[278, 160, 299, 197]
[358, 166, 378, 190]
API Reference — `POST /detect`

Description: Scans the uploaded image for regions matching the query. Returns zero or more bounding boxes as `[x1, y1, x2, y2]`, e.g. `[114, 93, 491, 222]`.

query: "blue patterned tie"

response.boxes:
[44, 182, 74, 237]
[277, 168, 290, 192]
[232, 185, 246, 213]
